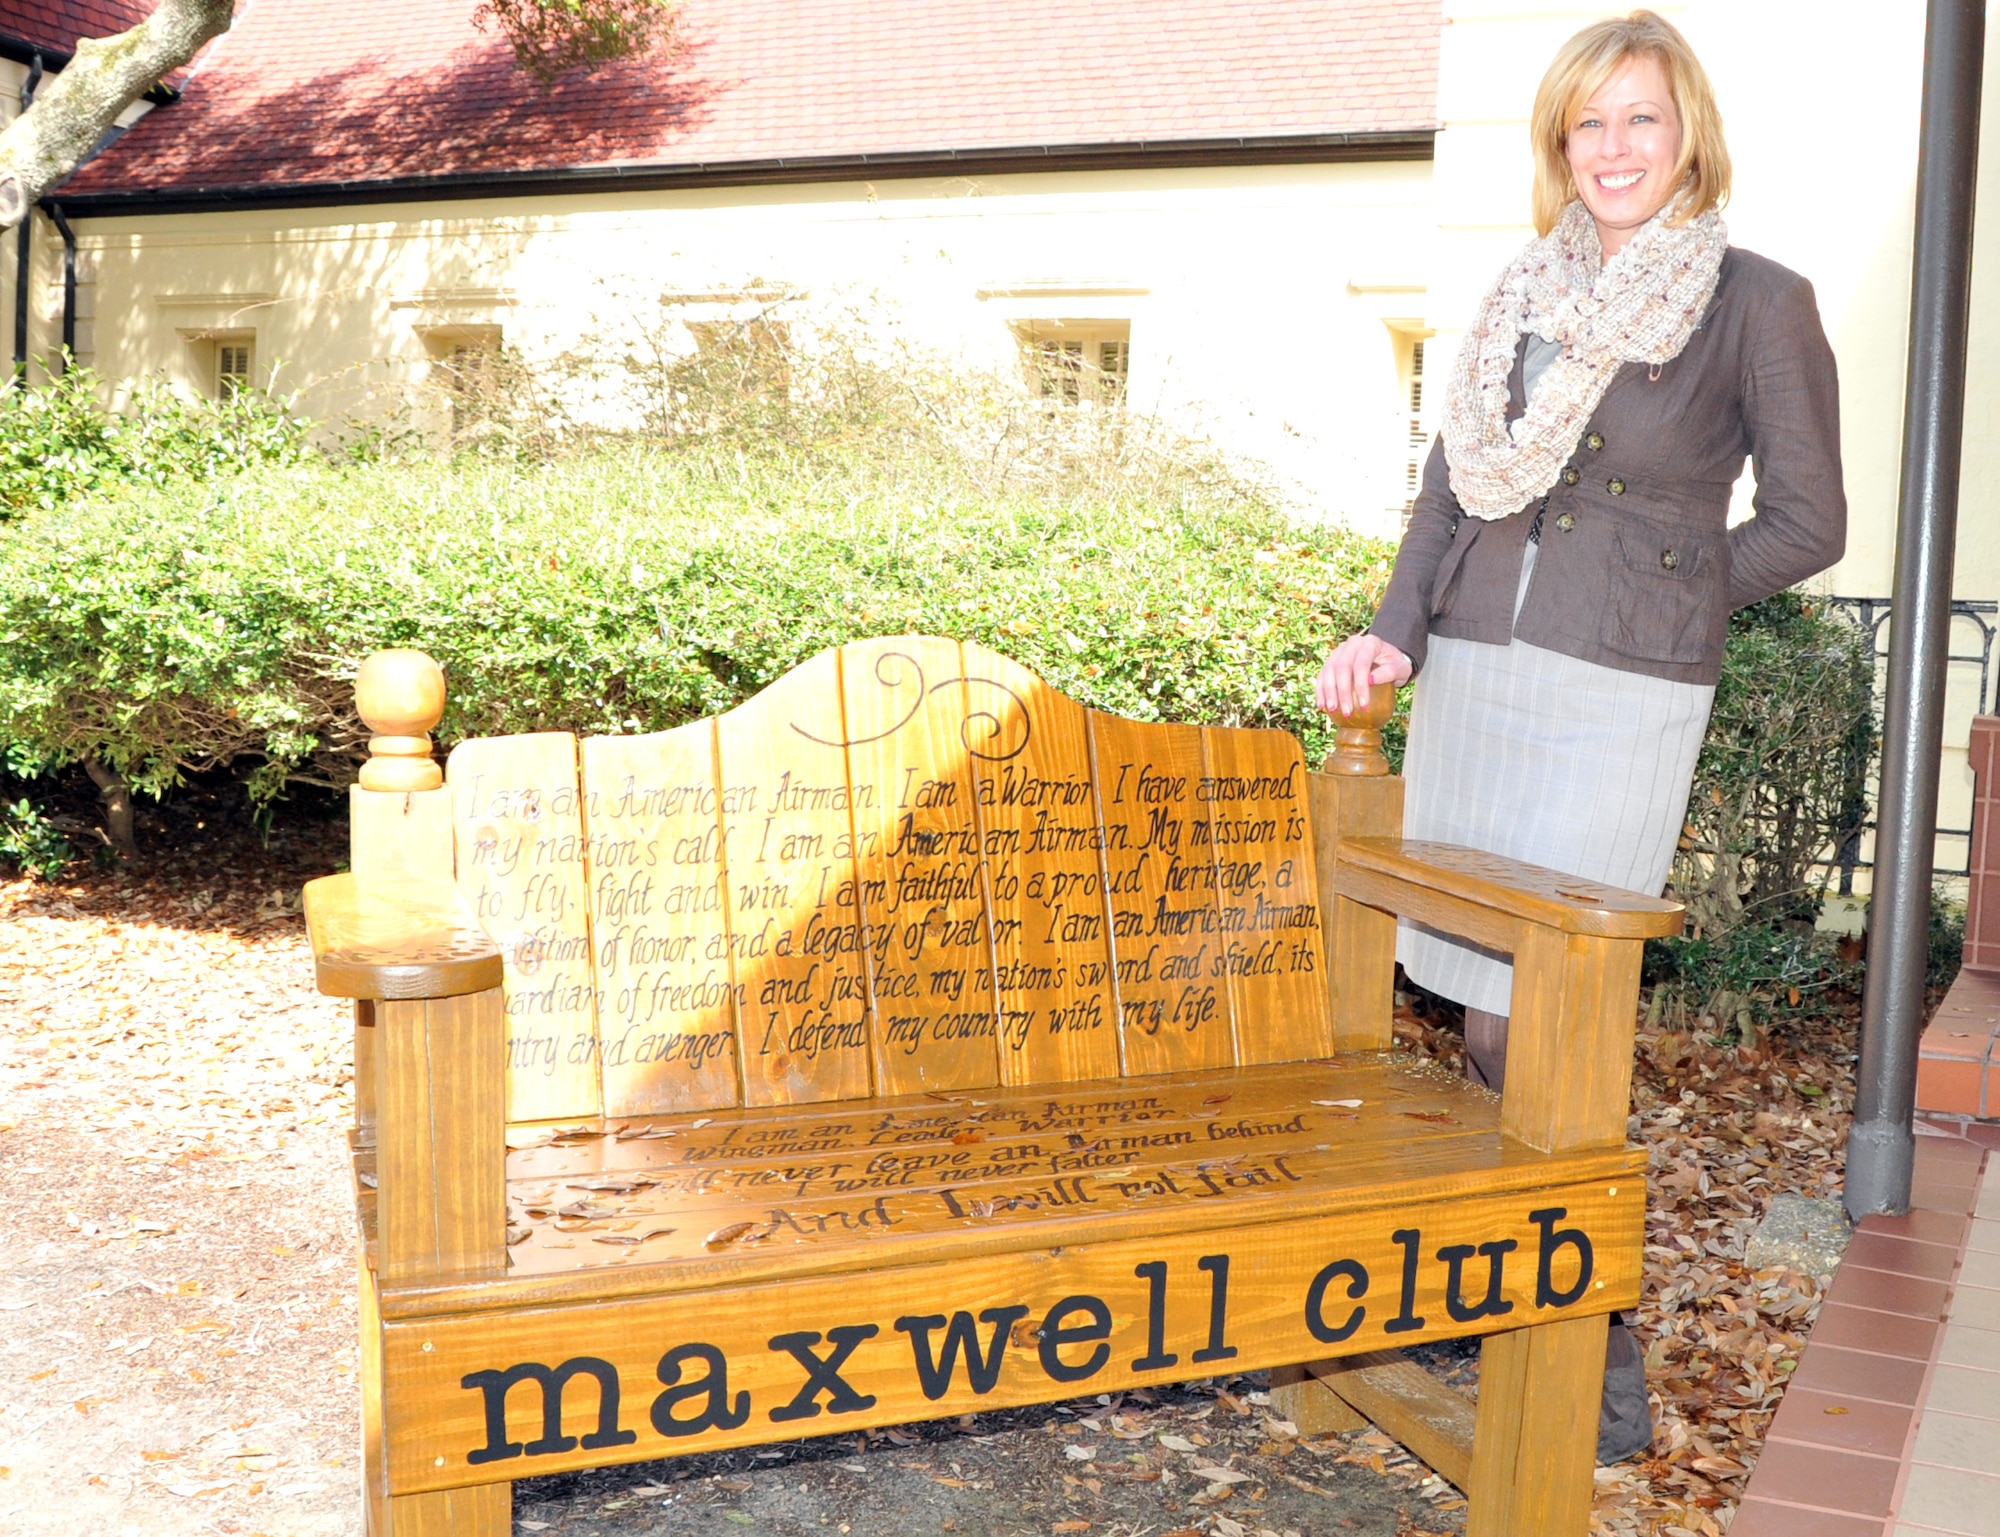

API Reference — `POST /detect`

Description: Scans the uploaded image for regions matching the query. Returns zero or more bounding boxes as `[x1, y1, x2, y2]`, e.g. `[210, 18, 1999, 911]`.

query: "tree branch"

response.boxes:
[0, 0, 233, 228]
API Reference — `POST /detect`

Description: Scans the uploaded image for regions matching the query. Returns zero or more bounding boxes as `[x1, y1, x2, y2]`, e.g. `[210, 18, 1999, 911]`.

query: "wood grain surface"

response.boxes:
[961, 642, 1120, 1087]
[842, 637, 1004, 1096]
[378, 1174, 1639, 1493]
[1335, 838, 1684, 939]
[306, 874, 502, 1001]
[1199, 725, 1331, 1064]
[712, 649, 876, 1107]
[1086, 713, 1235, 1078]
[580, 723, 742, 1117]
[448, 733, 602, 1122]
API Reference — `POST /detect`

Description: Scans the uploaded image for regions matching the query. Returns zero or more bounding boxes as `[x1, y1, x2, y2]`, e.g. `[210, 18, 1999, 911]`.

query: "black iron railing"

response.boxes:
[1824, 594, 1997, 888]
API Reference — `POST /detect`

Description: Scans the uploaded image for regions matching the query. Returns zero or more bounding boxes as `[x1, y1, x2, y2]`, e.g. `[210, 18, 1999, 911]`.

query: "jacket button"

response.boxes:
[1586, 432, 1605, 452]
[1555, 513, 1576, 532]
[1562, 466, 1580, 486]
[1661, 549, 1680, 570]
[1608, 477, 1626, 495]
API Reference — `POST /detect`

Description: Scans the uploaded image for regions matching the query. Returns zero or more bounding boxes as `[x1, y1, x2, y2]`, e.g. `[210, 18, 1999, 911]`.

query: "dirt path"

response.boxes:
[0, 802, 1855, 1536]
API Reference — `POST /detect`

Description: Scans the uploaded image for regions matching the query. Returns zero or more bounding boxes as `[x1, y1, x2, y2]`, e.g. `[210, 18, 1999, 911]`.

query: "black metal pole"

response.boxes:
[45, 202, 74, 372]
[11, 52, 39, 388]
[1850, 0, 1986, 1220]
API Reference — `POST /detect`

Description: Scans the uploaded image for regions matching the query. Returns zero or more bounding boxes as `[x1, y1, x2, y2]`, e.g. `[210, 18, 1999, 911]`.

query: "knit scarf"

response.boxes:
[1442, 198, 1728, 520]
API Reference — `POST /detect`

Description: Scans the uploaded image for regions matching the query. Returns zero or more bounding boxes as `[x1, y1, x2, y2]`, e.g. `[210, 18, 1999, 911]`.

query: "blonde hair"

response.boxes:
[1529, 10, 1730, 236]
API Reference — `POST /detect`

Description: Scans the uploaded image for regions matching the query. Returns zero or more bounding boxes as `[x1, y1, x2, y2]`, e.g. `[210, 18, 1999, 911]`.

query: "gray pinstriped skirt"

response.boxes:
[1396, 545, 1713, 1016]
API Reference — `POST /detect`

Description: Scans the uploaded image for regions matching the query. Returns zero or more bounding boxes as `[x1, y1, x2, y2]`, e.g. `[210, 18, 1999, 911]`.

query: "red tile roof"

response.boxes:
[0, 0, 156, 58]
[58, 0, 1440, 206]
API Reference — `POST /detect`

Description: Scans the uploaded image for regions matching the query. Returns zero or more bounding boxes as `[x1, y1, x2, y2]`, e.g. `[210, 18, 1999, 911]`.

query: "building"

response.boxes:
[4, 0, 1997, 877]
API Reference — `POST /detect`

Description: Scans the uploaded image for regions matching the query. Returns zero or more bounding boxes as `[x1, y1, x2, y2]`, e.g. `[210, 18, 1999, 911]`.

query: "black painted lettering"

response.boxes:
[766, 1325, 881, 1421]
[1038, 1295, 1112, 1383]
[460, 1357, 635, 1465]
[1131, 1260, 1178, 1371]
[1304, 1259, 1369, 1344]
[896, 1307, 1029, 1401]
[649, 1343, 751, 1438]
[1529, 1207, 1594, 1308]
[1438, 1240, 1517, 1323]
[1384, 1228, 1426, 1334]
[1191, 1254, 1238, 1363]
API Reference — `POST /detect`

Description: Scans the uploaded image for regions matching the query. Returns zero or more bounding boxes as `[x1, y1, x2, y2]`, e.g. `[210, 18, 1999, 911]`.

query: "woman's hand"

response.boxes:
[1316, 633, 1413, 720]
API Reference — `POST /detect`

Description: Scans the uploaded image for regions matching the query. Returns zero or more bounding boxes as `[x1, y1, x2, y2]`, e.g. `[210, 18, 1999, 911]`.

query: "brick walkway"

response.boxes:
[1730, 1121, 2000, 1535]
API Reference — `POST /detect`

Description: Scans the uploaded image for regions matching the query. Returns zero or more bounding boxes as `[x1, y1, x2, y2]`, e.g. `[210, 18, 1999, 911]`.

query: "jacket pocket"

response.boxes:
[1428, 521, 1479, 621]
[1601, 523, 1719, 665]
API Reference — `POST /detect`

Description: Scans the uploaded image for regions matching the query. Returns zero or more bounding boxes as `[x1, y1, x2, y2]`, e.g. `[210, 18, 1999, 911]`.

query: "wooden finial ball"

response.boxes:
[1326, 679, 1396, 778]
[355, 649, 446, 737]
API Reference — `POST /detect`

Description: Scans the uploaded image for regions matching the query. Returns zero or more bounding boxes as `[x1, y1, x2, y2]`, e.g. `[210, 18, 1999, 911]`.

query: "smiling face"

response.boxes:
[1565, 52, 1684, 258]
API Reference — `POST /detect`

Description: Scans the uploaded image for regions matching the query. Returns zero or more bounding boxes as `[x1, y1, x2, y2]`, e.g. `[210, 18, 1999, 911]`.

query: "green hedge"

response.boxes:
[0, 447, 1394, 802]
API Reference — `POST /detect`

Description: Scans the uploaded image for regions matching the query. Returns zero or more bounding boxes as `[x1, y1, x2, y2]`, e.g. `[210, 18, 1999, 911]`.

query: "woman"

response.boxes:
[1317, 10, 1844, 1461]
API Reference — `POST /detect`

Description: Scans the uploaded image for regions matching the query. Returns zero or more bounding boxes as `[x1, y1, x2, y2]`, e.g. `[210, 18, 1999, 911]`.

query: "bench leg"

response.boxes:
[1466, 1314, 1606, 1537]
[362, 1256, 511, 1536]
[385, 1484, 513, 1536]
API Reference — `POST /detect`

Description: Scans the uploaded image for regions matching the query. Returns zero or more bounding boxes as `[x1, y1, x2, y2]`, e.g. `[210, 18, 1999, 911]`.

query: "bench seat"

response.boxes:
[358, 1056, 1643, 1306]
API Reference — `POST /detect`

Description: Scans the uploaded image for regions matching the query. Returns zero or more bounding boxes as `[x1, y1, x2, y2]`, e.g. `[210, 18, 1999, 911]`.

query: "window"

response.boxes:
[217, 342, 253, 397]
[1014, 321, 1131, 405]
[1391, 328, 1435, 526]
[180, 330, 256, 399]
[686, 318, 791, 400]
[418, 324, 506, 436]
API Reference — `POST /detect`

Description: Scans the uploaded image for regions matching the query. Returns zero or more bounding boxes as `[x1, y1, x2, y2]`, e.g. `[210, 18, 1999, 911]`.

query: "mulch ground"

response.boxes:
[0, 787, 1868, 1536]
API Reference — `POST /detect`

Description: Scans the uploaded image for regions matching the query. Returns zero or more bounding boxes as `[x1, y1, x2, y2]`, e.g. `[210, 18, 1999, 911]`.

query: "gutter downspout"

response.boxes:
[11, 50, 39, 386]
[1848, 0, 1986, 1220]
[45, 201, 74, 373]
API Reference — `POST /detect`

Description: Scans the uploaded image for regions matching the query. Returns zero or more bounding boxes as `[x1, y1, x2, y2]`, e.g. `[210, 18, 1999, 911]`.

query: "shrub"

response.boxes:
[1649, 592, 1876, 1031]
[0, 445, 1393, 806]
[0, 366, 309, 518]
[0, 796, 70, 879]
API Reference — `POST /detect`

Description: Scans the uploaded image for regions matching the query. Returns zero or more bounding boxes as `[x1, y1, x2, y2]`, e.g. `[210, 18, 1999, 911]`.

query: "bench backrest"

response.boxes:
[437, 636, 1378, 1123]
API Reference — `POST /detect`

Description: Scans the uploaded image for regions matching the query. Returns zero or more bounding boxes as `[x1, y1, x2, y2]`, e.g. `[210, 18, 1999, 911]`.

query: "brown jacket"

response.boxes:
[1369, 248, 1846, 685]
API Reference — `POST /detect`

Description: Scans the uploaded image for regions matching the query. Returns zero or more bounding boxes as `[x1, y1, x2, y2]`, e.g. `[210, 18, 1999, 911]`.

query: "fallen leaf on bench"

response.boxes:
[1312, 1099, 1364, 1108]
[556, 1202, 620, 1219]
[703, 1221, 758, 1248]
[565, 1176, 658, 1193]
[1063, 1444, 1096, 1462]
[689, 1118, 713, 1129]
[951, 1131, 984, 1145]
[506, 1226, 532, 1246]
[1156, 1434, 1198, 1453]
[504, 1130, 555, 1150]
[1202, 1094, 1232, 1106]
[1400, 1111, 1459, 1125]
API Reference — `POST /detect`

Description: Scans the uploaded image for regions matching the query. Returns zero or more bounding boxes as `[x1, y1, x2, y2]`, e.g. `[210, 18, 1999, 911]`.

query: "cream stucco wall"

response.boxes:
[68, 160, 1438, 534]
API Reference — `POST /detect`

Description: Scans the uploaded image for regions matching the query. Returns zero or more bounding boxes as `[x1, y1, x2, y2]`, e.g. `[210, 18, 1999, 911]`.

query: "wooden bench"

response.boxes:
[306, 637, 1682, 1536]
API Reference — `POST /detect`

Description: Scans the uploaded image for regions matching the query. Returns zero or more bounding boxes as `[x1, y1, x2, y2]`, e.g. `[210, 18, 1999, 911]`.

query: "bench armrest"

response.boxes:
[1333, 836, 1683, 943]
[1328, 836, 1682, 1154]
[304, 872, 503, 1001]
